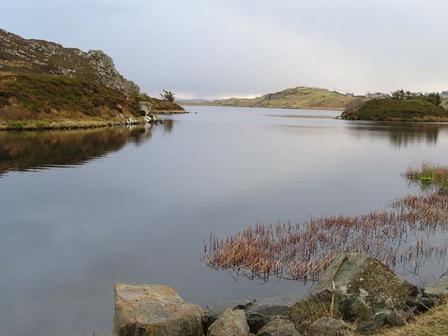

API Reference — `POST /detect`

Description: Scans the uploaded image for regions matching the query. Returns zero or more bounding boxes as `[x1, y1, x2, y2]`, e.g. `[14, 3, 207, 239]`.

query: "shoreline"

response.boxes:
[0, 110, 187, 131]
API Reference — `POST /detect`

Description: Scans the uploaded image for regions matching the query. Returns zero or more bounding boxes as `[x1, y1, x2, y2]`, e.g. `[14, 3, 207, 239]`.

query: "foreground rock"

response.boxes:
[113, 284, 204, 336]
[207, 309, 250, 336]
[309, 317, 353, 336]
[256, 318, 301, 336]
[206, 294, 301, 333]
[290, 253, 417, 334]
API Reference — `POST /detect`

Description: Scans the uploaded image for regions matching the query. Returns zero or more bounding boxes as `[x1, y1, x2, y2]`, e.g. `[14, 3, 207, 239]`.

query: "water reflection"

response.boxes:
[345, 122, 447, 148]
[0, 126, 155, 177]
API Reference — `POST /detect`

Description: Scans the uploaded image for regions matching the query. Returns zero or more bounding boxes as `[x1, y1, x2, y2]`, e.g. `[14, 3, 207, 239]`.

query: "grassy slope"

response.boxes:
[189, 87, 358, 110]
[442, 98, 448, 110]
[341, 98, 448, 122]
[374, 300, 448, 336]
[0, 29, 183, 129]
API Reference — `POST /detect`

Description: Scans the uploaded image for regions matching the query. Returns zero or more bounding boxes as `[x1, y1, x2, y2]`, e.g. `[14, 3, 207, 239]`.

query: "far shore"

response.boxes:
[180, 103, 345, 111]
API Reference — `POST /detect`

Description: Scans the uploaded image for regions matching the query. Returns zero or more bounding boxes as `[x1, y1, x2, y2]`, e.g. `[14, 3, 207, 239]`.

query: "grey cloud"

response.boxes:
[1, 0, 447, 97]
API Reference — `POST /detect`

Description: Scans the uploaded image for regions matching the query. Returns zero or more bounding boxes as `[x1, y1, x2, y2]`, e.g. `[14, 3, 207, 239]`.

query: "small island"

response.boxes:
[341, 90, 448, 122]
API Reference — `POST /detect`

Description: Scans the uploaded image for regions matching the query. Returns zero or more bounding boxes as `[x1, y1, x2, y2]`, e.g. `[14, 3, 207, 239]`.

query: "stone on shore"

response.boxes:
[290, 253, 416, 333]
[113, 284, 204, 336]
[207, 309, 250, 336]
[256, 318, 301, 336]
[206, 294, 300, 333]
[309, 317, 353, 336]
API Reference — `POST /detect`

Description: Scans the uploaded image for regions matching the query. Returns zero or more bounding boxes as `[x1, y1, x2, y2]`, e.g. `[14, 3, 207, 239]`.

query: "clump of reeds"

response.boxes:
[203, 164, 448, 281]
[405, 162, 448, 191]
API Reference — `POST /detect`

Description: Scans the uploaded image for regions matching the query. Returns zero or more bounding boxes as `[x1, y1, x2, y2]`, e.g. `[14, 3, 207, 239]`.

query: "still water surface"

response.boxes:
[1, 106, 448, 336]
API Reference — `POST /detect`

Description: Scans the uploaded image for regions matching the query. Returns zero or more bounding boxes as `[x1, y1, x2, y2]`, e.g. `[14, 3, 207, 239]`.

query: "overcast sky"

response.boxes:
[1, 0, 448, 98]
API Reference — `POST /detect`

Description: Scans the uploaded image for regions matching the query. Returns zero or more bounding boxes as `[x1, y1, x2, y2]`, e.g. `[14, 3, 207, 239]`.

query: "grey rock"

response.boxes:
[256, 318, 301, 336]
[87, 50, 140, 95]
[246, 295, 300, 333]
[290, 253, 416, 332]
[205, 298, 255, 327]
[139, 102, 153, 116]
[309, 317, 352, 336]
[113, 284, 204, 336]
[206, 294, 300, 333]
[207, 309, 250, 336]
[357, 310, 407, 334]
[406, 294, 439, 312]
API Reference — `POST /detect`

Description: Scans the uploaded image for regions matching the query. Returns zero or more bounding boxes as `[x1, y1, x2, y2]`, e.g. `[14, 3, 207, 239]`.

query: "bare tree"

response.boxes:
[160, 89, 175, 103]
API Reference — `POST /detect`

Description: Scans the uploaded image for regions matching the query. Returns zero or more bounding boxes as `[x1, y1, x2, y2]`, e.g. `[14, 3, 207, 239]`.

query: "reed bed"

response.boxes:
[203, 165, 448, 281]
[405, 163, 448, 191]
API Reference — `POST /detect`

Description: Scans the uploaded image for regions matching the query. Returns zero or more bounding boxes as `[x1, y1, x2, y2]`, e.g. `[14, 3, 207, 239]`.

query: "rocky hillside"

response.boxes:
[0, 28, 183, 129]
[184, 87, 359, 110]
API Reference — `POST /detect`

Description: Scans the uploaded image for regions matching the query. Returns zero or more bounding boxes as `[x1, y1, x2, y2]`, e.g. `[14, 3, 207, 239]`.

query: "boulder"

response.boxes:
[207, 309, 250, 336]
[290, 253, 416, 333]
[113, 284, 204, 336]
[357, 309, 407, 334]
[309, 317, 353, 336]
[246, 295, 300, 333]
[206, 294, 300, 333]
[139, 102, 153, 116]
[256, 318, 301, 336]
[205, 298, 255, 327]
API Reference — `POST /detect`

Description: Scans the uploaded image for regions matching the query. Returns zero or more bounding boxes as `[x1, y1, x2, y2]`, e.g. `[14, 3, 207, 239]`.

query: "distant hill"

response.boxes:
[0, 28, 183, 129]
[341, 98, 448, 122]
[182, 87, 359, 110]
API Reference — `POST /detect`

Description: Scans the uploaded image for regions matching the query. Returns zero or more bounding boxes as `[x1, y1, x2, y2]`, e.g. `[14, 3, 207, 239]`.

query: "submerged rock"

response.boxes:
[113, 284, 204, 336]
[207, 309, 250, 336]
[256, 318, 301, 336]
[290, 253, 416, 333]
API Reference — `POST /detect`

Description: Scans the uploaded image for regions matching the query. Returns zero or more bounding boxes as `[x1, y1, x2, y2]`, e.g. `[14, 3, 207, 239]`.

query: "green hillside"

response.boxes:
[186, 87, 359, 110]
[0, 28, 183, 129]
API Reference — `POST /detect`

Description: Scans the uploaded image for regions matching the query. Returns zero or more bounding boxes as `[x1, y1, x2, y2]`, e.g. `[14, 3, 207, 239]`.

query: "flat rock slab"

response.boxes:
[113, 284, 204, 336]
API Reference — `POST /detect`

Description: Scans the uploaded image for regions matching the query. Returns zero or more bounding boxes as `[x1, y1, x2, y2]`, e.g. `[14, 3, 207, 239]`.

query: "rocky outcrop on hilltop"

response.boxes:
[0, 28, 184, 129]
[0, 29, 139, 95]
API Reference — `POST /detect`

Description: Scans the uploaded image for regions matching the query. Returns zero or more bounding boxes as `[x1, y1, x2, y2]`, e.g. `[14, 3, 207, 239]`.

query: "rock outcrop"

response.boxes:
[290, 253, 417, 334]
[113, 284, 204, 336]
[0, 28, 184, 128]
[207, 309, 250, 336]
[0, 29, 139, 96]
